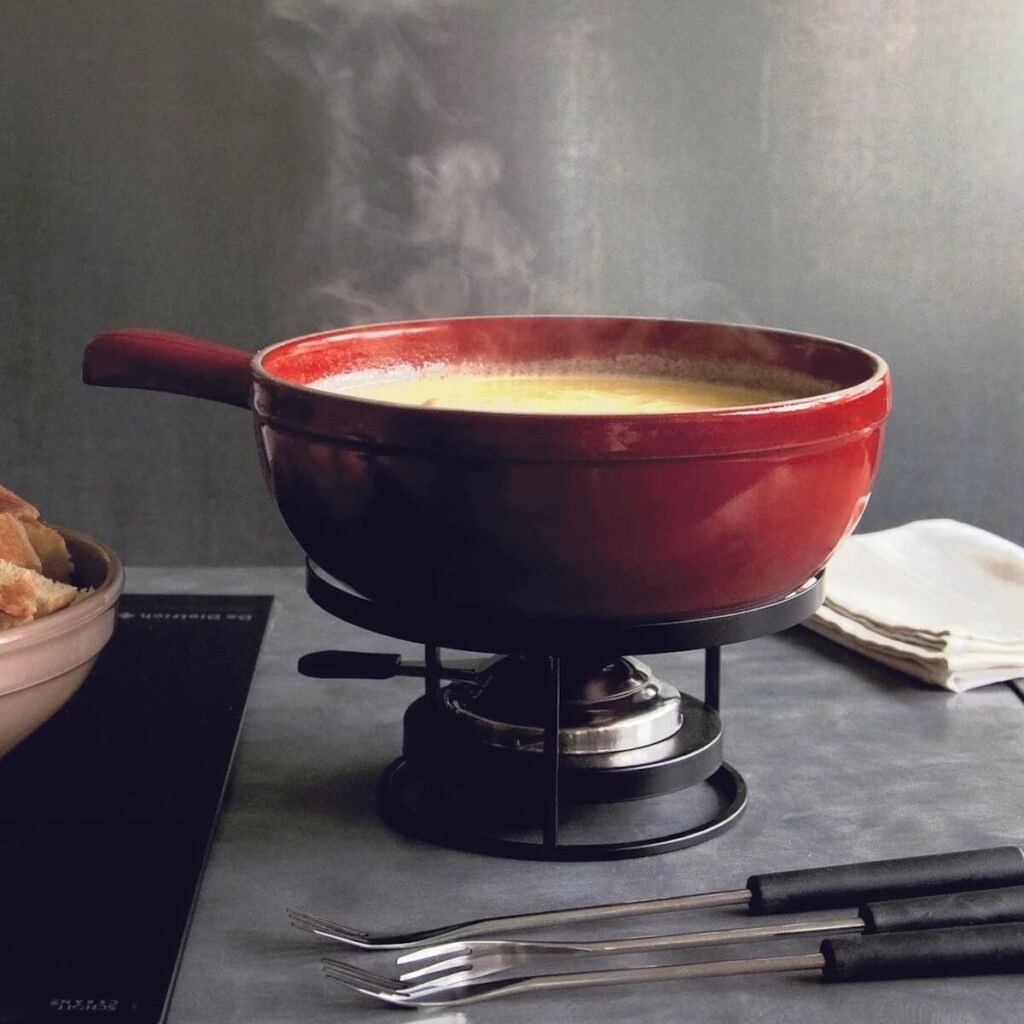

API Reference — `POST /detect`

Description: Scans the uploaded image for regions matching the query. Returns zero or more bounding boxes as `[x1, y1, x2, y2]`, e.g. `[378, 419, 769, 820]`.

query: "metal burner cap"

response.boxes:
[442, 657, 683, 755]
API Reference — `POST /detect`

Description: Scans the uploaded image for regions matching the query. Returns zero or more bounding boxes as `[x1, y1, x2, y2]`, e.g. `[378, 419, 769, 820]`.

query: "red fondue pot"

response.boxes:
[83, 317, 890, 621]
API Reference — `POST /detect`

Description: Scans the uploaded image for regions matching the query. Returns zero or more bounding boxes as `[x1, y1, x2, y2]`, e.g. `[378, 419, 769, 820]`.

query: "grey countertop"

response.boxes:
[128, 567, 1024, 1024]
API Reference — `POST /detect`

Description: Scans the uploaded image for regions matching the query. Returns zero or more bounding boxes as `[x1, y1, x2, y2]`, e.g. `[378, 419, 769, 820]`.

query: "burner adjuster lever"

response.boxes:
[297, 649, 481, 682]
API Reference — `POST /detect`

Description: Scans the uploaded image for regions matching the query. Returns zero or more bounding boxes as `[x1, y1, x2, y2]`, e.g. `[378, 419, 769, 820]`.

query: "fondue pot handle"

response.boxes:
[83, 328, 252, 409]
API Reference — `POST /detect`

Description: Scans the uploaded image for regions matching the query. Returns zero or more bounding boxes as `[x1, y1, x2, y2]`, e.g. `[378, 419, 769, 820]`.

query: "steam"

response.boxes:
[263, 0, 541, 329]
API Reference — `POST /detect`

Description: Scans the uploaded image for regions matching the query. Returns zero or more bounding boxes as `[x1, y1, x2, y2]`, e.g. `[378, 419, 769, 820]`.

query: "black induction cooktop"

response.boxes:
[0, 594, 272, 1023]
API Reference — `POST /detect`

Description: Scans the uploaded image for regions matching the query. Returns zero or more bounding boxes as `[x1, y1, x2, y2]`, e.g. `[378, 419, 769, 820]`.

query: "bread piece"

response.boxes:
[0, 487, 83, 622]
[21, 519, 75, 582]
[0, 560, 78, 619]
[0, 562, 37, 619]
[0, 484, 39, 521]
[0, 514, 42, 573]
[32, 572, 80, 615]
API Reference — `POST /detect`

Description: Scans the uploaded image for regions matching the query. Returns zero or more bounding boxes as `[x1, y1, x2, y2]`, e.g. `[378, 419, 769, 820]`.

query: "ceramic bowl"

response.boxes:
[0, 528, 123, 758]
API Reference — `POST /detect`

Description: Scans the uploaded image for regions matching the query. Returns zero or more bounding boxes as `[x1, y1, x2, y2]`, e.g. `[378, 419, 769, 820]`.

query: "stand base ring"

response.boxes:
[378, 759, 748, 862]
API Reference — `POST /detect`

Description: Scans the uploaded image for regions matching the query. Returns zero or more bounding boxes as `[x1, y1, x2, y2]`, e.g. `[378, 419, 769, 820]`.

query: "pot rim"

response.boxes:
[250, 314, 888, 413]
[247, 315, 890, 459]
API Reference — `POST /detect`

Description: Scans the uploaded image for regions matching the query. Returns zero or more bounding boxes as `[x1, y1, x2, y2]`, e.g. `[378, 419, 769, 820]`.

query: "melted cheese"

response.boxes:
[321, 372, 793, 414]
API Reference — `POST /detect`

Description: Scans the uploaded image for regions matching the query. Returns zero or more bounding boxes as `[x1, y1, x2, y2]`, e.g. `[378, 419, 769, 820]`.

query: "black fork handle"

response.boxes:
[861, 885, 1024, 933]
[748, 846, 1024, 914]
[822, 922, 1024, 981]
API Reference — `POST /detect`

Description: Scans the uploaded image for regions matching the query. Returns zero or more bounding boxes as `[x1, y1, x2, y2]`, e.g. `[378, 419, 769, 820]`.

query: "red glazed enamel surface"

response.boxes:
[84, 317, 889, 619]
[247, 317, 890, 619]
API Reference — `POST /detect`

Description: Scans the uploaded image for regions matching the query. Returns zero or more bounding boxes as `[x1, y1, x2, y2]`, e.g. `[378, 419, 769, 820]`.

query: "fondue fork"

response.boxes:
[287, 844, 1024, 949]
[321, 923, 1024, 1009]
[394, 886, 1024, 986]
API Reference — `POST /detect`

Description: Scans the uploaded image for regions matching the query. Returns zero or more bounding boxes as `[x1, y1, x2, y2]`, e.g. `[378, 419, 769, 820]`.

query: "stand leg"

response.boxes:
[424, 644, 441, 698]
[423, 644, 443, 811]
[704, 646, 721, 712]
[542, 656, 561, 847]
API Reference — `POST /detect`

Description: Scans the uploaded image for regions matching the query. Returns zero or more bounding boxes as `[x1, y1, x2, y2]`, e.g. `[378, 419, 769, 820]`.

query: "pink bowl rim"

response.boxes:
[0, 527, 124, 654]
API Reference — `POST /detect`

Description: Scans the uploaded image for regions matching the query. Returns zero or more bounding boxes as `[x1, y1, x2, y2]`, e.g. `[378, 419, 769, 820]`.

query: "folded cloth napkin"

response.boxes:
[804, 520, 1024, 692]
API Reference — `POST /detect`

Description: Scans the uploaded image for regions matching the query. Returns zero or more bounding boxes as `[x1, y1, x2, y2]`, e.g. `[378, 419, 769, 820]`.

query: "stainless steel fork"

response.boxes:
[286, 888, 749, 950]
[387, 884, 1024, 985]
[289, 846, 1024, 950]
[323, 923, 1024, 1009]
[322, 952, 826, 1008]
[393, 916, 861, 985]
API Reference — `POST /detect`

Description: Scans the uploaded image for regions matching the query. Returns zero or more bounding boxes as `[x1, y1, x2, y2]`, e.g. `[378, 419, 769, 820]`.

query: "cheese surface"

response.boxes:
[317, 372, 795, 413]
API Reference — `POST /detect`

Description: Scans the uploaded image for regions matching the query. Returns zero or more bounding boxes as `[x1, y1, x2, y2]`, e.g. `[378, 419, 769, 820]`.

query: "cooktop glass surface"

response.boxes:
[0, 594, 272, 1023]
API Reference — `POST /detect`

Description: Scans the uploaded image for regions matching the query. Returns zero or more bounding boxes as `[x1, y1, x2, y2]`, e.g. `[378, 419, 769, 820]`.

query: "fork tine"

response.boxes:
[287, 908, 370, 944]
[288, 909, 330, 933]
[322, 970, 410, 1005]
[322, 957, 392, 979]
[330, 982, 416, 1009]
[321, 958, 401, 990]
[367, 993, 416, 1007]
[323, 967, 390, 994]
[322, 969, 460, 1008]
[322, 958, 478, 999]
[396, 941, 470, 964]
[323, 965, 383, 990]
[398, 954, 472, 983]
[325, 965, 510, 1009]
[288, 907, 450, 949]
[288, 909, 367, 940]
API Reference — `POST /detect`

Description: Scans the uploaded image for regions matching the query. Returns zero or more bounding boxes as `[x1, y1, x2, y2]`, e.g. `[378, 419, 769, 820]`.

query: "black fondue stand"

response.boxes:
[299, 562, 825, 861]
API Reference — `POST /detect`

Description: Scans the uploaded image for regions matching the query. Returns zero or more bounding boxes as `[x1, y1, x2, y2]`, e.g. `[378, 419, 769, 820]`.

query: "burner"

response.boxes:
[405, 681, 721, 791]
[441, 656, 682, 755]
[301, 561, 825, 861]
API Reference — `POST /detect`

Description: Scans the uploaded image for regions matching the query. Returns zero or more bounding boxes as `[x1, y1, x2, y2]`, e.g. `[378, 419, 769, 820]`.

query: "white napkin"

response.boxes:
[804, 520, 1024, 692]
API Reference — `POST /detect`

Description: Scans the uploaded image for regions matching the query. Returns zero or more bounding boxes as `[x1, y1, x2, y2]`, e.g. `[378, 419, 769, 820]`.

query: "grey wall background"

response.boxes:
[2, 0, 1021, 569]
